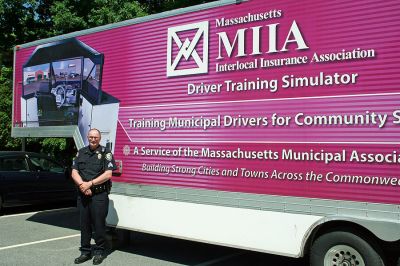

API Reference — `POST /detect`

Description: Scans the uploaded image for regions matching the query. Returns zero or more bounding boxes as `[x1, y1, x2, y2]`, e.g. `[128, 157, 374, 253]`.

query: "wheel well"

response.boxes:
[304, 220, 385, 257]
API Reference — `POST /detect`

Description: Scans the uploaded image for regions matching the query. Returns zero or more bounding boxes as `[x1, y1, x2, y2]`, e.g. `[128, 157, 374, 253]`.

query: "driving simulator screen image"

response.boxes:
[21, 38, 119, 148]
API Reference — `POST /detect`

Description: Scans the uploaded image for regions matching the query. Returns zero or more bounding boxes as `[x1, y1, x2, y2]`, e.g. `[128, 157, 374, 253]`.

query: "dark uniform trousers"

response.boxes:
[77, 191, 109, 255]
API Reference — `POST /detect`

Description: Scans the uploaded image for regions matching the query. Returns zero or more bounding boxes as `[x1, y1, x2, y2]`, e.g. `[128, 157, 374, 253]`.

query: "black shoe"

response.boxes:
[74, 254, 92, 264]
[93, 254, 106, 265]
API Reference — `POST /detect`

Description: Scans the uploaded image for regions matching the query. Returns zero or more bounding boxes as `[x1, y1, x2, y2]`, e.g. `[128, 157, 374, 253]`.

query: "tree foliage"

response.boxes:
[50, 0, 147, 35]
[0, 0, 53, 67]
[141, 0, 217, 14]
[0, 67, 21, 150]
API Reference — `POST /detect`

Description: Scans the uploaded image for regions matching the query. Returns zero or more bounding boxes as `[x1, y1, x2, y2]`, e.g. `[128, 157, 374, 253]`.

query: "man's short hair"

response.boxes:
[88, 128, 101, 137]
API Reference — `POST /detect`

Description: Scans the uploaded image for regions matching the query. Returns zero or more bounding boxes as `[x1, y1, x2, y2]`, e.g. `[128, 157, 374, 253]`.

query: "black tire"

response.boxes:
[310, 231, 384, 266]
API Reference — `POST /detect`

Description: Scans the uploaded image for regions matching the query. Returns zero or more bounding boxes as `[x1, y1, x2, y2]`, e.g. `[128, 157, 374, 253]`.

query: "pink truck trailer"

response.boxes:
[12, 0, 400, 265]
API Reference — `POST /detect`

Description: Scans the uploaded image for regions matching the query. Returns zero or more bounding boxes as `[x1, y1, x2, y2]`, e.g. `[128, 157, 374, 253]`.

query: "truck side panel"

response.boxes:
[12, 0, 400, 258]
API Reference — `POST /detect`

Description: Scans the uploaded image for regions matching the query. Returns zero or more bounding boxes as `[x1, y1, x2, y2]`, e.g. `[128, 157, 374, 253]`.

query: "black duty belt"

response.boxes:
[91, 184, 107, 194]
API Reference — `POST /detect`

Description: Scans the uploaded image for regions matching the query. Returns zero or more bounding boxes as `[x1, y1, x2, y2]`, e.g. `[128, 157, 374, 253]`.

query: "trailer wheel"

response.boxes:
[310, 231, 384, 266]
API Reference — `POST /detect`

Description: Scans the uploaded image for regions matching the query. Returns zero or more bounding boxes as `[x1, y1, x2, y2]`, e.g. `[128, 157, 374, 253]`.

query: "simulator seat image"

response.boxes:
[36, 92, 65, 126]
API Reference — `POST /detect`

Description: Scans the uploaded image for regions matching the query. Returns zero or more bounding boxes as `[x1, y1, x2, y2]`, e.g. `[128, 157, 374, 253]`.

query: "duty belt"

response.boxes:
[91, 184, 107, 194]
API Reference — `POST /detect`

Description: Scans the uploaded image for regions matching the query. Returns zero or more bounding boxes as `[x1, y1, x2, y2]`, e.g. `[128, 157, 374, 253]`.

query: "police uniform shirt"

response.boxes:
[72, 145, 116, 181]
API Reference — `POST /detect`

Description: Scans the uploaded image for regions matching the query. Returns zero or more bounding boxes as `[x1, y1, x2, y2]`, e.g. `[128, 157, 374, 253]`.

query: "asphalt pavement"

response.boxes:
[0, 205, 307, 266]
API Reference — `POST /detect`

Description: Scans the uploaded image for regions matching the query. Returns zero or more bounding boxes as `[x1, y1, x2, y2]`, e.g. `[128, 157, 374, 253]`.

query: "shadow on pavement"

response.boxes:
[25, 203, 80, 231]
[105, 229, 309, 266]
[110, 231, 238, 265]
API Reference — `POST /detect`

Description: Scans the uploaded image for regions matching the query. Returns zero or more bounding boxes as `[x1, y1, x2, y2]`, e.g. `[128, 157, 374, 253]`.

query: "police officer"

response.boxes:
[71, 128, 116, 265]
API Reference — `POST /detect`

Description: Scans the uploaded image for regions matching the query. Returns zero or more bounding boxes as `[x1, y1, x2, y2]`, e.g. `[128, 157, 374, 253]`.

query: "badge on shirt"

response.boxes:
[105, 153, 112, 161]
[98, 154, 102, 159]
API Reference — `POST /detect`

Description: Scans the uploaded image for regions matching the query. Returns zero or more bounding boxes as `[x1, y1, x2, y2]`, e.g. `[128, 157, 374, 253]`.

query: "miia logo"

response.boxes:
[166, 20, 308, 77]
[217, 20, 308, 59]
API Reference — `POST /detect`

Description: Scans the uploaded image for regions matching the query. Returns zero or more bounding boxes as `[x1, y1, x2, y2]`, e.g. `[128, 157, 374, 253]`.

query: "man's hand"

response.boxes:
[84, 189, 92, 196]
[79, 181, 92, 193]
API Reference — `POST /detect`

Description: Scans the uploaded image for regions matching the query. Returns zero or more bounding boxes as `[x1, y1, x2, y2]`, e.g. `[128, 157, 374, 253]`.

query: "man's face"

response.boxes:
[88, 130, 101, 150]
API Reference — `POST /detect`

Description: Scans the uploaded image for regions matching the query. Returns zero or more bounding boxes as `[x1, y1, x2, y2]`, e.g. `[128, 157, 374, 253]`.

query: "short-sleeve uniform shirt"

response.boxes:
[72, 145, 116, 181]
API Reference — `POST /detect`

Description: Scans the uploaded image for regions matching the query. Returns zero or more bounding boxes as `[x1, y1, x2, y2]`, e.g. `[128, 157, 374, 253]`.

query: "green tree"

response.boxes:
[0, 0, 54, 67]
[50, 0, 147, 35]
[0, 67, 21, 149]
[140, 0, 217, 14]
[40, 137, 76, 165]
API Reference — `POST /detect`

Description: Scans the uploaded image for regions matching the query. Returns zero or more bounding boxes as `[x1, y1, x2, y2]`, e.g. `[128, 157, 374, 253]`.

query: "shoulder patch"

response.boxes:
[105, 153, 112, 160]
